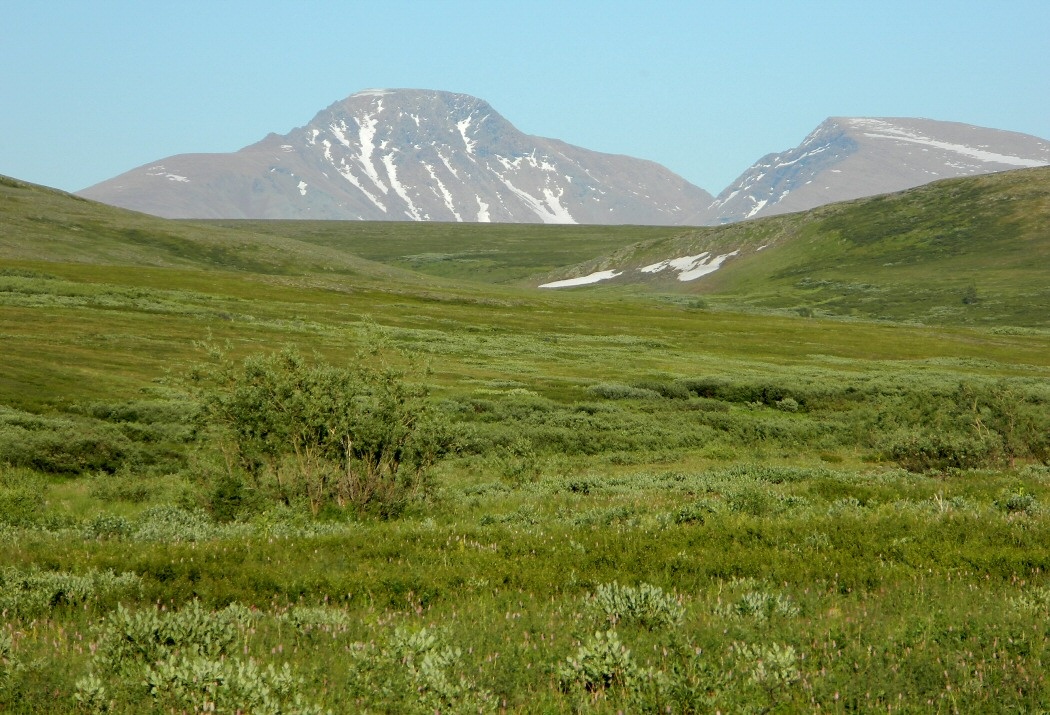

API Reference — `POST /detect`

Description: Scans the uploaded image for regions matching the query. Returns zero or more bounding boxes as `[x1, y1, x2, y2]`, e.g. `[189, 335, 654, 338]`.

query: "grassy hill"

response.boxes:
[203, 219, 689, 284]
[539, 166, 1050, 327]
[1, 172, 1050, 712]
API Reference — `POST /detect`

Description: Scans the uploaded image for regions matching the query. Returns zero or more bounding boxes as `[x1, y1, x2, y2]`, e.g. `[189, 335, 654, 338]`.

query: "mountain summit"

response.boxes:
[78, 89, 712, 224]
[698, 117, 1050, 224]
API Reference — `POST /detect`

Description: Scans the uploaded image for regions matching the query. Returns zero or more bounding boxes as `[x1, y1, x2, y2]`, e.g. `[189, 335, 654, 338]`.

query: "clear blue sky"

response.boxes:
[3, 0, 1048, 195]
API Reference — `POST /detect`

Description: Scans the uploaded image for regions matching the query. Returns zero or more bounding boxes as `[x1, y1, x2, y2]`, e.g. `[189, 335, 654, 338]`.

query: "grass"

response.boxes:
[1, 171, 1049, 711]
[544, 166, 1050, 327]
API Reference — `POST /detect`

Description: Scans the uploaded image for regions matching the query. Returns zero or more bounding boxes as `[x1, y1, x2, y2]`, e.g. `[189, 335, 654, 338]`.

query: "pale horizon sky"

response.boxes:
[3, 0, 1049, 195]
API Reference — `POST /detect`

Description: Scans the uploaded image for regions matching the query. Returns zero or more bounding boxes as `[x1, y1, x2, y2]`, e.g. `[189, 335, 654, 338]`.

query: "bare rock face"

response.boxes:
[697, 117, 1050, 224]
[78, 89, 712, 225]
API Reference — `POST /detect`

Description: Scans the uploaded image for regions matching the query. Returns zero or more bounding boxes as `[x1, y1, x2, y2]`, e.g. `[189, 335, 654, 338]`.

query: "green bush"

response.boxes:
[0, 567, 141, 619]
[716, 589, 800, 622]
[0, 415, 135, 474]
[586, 383, 661, 400]
[887, 430, 1001, 472]
[995, 487, 1038, 515]
[559, 630, 654, 696]
[587, 581, 684, 630]
[191, 346, 447, 516]
[83, 513, 132, 540]
[95, 600, 253, 674]
[0, 468, 45, 527]
[631, 380, 691, 400]
[347, 626, 492, 714]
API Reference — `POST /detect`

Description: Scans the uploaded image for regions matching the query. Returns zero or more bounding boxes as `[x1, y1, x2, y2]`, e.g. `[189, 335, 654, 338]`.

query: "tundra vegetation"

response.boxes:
[1, 170, 1050, 712]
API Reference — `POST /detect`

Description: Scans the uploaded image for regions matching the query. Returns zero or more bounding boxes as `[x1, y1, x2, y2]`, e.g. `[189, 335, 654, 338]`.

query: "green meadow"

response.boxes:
[1, 170, 1050, 712]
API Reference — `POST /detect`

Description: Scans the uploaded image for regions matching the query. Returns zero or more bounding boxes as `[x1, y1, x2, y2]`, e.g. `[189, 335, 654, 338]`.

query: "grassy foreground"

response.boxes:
[1, 175, 1050, 712]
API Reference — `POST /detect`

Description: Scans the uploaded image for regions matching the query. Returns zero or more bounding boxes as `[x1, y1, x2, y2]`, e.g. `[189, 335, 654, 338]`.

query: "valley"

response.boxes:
[0, 169, 1049, 712]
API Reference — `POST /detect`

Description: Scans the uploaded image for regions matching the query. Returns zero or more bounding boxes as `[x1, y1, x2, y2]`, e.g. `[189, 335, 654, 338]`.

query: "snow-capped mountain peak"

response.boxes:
[698, 117, 1050, 224]
[78, 89, 712, 224]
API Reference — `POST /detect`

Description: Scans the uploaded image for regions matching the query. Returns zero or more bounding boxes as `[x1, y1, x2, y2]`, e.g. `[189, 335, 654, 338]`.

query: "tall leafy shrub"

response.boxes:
[191, 346, 443, 515]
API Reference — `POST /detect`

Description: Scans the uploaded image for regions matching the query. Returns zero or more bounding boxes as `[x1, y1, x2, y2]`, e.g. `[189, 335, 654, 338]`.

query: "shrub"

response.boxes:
[0, 567, 141, 619]
[586, 383, 661, 400]
[144, 656, 322, 715]
[83, 513, 132, 540]
[86, 601, 320, 714]
[493, 437, 542, 486]
[95, 601, 253, 675]
[0, 416, 135, 474]
[88, 470, 151, 504]
[587, 582, 685, 630]
[0, 628, 21, 691]
[674, 498, 720, 524]
[191, 346, 447, 516]
[995, 487, 1037, 515]
[0, 468, 45, 527]
[131, 504, 223, 542]
[732, 641, 801, 692]
[348, 626, 491, 714]
[279, 605, 352, 637]
[631, 380, 691, 400]
[559, 630, 644, 694]
[716, 589, 800, 622]
[887, 430, 1001, 472]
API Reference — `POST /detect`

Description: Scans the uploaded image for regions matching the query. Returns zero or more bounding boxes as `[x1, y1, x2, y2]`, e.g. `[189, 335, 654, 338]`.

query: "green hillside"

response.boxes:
[1, 173, 1050, 712]
[545, 166, 1050, 327]
[203, 219, 689, 284]
[0, 174, 408, 278]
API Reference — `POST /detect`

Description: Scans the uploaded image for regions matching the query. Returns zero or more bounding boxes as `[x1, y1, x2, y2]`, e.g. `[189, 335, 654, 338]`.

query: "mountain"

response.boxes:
[535, 166, 1050, 327]
[697, 117, 1050, 224]
[78, 89, 712, 225]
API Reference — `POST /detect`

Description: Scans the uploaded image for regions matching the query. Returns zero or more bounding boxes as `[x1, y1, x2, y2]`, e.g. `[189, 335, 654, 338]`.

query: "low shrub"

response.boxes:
[347, 626, 492, 714]
[559, 630, 645, 694]
[0, 567, 141, 619]
[586, 383, 661, 400]
[587, 581, 684, 630]
[887, 430, 1002, 472]
[0, 468, 45, 527]
[995, 487, 1038, 515]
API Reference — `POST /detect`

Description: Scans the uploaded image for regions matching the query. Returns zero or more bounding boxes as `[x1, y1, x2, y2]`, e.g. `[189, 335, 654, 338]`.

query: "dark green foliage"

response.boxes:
[208, 473, 247, 522]
[630, 379, 692, 400]
[0, 409, 135, 474]
[586, 383, 660, 400]
[874, 381, 1050, 471]
[0, 467, 45, 526]
[192, 347, 445, 515]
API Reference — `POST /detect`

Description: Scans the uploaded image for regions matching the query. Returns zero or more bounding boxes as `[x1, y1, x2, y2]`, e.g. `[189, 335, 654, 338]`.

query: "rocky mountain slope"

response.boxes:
[697, 117, 1050, 224]
[78, 89, 712, 225]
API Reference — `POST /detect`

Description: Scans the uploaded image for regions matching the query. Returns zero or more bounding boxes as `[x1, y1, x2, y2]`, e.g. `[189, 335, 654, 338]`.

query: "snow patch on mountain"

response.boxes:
[146, 166, 190, 183]
[456, 116, 477, 155]
[495, 174, 577, 224]
[382, 153, 421, 220]
[640, 251, 739, 281]
[850, 118, 1048, 168]
[424, 164, 461, 221]
[539, 270, 621, 288]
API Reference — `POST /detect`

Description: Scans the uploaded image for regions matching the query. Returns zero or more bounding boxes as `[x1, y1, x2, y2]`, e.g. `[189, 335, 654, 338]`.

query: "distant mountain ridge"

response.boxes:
[78, 89, 712, 225]
[77, 90, 1050, 226]
[698, 117, 1050, 224]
